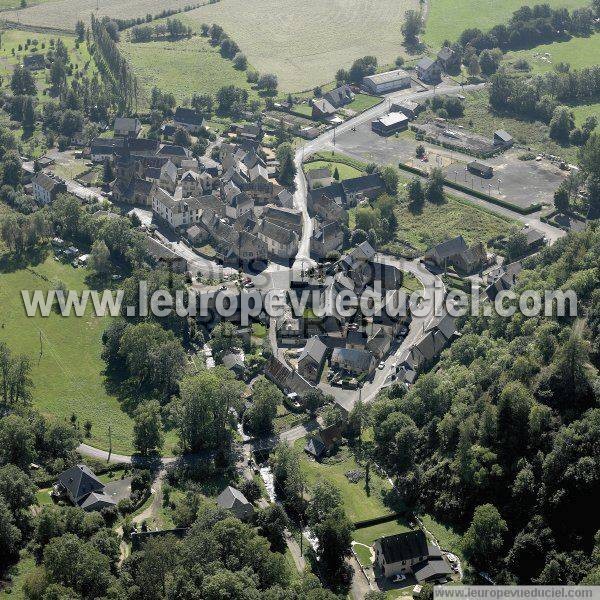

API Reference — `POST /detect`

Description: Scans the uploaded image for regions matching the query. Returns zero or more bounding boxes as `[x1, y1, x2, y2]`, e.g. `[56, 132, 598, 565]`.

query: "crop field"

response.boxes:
[119, 30, 255, 107]
[1, 0, 199, 30]
[0, 0, 53, 10]
[505, 32, 600, 74]
[182, 0, 420, 92]
[0, 255, 176, 454]
[423, 0, 589, 49]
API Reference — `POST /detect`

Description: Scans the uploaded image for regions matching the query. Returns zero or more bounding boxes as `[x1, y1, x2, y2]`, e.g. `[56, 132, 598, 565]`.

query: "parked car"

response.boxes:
[392, 573, 406, 583]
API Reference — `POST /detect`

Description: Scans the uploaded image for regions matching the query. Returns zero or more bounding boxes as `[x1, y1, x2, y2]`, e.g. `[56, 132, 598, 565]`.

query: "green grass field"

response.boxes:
[572, 103, 600, 126]
[0, 0, 54, 9]
[0, 29, 95, 104]
[119, 29, 256, 107]
[423, 0, 589, 49]
[505, 32, 600, 74]
[346, 93, 382, 113]
[353, 518, 411, 546]
[183, 0, 420, 92]
[393, 193, 513, 253]
[304, 160, 364, 181]
[294, 438, 400, 523]
[0, 255, 176, 454]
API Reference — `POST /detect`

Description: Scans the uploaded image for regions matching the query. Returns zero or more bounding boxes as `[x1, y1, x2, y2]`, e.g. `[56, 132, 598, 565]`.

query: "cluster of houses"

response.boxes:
[306, 167, 386, 258]
[86, 109, 306, 263]
[276, 241, 413, 385]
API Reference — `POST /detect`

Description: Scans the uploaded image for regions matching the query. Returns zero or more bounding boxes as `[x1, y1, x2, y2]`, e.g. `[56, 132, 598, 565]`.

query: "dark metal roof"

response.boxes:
[378, 530, 428, 564]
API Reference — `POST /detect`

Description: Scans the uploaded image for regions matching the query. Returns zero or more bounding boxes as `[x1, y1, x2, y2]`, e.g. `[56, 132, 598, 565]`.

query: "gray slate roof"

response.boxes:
[57, 464, 105, 505]
[299, 336, 328, 365]
[378, 530, 428, 564]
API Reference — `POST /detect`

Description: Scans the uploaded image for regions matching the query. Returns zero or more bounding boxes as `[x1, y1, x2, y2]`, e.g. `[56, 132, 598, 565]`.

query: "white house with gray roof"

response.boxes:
[257, 220, 299, 259]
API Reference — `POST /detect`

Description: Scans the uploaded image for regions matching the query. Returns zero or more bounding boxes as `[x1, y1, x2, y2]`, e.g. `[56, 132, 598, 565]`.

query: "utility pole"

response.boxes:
[107, 425, 112, 463]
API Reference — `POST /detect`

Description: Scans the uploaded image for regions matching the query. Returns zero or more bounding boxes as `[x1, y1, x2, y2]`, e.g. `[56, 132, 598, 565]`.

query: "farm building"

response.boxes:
[467, 161, 493, 178]
[371, 112, 409, 136]
[362, 68, 411, 94]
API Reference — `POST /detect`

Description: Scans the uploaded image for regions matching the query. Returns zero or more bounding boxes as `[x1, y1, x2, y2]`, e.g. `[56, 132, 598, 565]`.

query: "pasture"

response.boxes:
[0, 255, 176, 454]
[423, 0, 589, 49]
[505, 32, 600, 74]
[1, 0, 197, 30]
[119, 30, 255, 107]
[182, 0, 420, 92]
[572, 103, 600, 126]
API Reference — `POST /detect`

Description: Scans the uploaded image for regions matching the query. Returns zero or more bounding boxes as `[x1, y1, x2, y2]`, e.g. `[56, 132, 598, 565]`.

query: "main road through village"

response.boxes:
[78, 81, 566, 464]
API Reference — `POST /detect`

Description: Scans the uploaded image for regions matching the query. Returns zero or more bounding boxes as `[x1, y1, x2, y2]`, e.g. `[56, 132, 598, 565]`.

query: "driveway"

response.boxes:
[104, 477, 132, 503]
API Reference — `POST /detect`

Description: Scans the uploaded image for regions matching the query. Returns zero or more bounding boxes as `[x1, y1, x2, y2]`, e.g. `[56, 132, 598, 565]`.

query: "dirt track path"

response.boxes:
[116, 470, 166, 564]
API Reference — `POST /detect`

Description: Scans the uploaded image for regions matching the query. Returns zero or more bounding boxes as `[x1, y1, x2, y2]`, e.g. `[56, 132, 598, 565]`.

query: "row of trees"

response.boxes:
[271, 443, 354, 588]
[90, 14, 139, 112]
[130, 18, 193, 43]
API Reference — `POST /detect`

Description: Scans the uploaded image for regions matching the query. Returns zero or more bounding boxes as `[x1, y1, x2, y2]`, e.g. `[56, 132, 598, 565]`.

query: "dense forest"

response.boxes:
[369, 224, 600, 583]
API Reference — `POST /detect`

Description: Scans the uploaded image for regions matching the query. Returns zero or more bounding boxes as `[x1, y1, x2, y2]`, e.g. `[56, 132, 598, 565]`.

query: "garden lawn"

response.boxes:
[119, 28, 256, 108]
[393, 194, 513, 254]
[423, 0, 589, 49]
[353, 518, 411, 546]
[304, 160, 364, 181]
[346, 93, 382, 113]
[0, 29, 96, 104]
[294, 438, 399, 523]
[0, 255, 176, 454]
[505, 32, 600, 74]
[353, 542, 373, 567]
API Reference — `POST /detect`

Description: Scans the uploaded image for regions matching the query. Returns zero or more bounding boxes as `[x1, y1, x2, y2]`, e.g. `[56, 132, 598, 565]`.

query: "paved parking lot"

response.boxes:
[330, 122, 566, 210]
[444, 150, 567, 209]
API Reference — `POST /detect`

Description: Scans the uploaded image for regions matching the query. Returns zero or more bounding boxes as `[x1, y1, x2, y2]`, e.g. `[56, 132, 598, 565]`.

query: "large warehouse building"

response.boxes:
[363, 68, 412, 94]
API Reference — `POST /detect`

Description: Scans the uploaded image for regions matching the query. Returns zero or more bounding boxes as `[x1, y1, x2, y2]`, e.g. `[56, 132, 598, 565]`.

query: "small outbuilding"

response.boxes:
[467, 160, 493, 178]
[371, 112, 409, 136]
